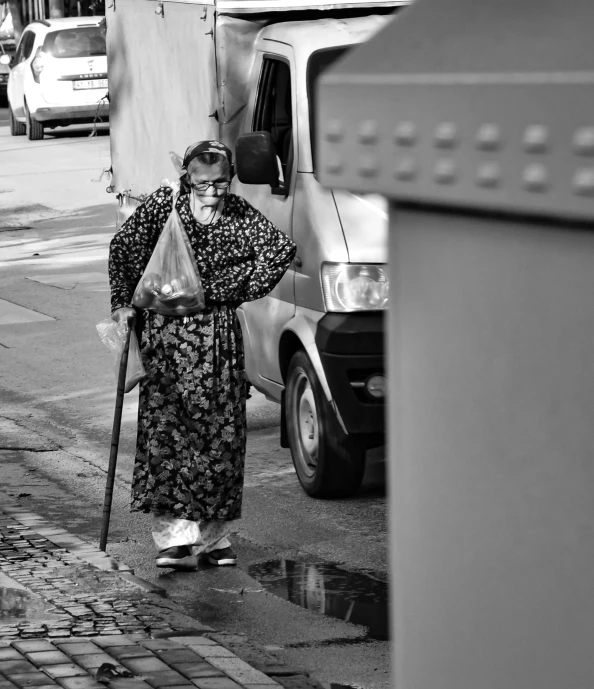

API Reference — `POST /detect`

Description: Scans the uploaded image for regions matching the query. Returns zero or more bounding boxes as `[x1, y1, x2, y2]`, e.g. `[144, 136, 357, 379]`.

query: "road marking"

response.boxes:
[0, 298, 55, 325]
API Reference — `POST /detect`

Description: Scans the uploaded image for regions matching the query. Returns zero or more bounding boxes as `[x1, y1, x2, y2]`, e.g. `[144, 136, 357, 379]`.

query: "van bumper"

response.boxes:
[315, 312, 385, 436]
[31, 102, 109, 124]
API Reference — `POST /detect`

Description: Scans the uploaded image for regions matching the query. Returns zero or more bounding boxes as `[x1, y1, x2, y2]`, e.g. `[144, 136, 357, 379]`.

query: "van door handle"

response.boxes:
[294, 256, 303, 268]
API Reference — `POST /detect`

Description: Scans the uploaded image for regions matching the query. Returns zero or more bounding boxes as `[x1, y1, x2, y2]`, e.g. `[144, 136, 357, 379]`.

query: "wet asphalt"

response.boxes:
[0, 120, 390, 689]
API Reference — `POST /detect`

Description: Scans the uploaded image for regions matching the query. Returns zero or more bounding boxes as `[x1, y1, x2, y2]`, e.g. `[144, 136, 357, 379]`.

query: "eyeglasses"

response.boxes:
[189, 180, 231, 192]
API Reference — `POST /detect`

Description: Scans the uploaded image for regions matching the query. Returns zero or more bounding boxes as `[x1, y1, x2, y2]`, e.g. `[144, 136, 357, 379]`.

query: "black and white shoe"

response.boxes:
[206, 547, 237, 566]
[156, 545, 197, 569]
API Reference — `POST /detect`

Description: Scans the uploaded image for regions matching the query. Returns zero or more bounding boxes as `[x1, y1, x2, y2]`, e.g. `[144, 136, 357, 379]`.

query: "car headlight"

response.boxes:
[321, 263, 389, 312]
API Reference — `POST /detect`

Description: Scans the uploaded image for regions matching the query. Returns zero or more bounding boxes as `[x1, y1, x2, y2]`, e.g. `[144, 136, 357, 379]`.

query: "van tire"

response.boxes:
[286, 350, 366, 498]
[25, 100, 44, 140]
[9, 105, 26, 136]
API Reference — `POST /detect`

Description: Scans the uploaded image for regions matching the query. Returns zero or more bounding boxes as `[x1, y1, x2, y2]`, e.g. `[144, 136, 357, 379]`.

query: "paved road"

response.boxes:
[0, 123, 389, 689]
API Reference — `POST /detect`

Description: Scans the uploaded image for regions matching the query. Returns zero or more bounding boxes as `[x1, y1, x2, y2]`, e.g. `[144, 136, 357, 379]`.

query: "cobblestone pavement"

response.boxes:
[0, 504, 320, 689]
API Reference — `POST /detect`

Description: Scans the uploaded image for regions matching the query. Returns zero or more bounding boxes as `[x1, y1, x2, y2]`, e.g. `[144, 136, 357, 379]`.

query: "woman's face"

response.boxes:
[188, 160, 231, 208]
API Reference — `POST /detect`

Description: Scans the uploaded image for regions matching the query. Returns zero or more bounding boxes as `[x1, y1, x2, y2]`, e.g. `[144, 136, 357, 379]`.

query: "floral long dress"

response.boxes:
[108, 187, 296, 522]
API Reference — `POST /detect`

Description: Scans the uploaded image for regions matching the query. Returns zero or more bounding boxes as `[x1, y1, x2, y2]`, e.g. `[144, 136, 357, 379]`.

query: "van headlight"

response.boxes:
[321, 263, 389, 312]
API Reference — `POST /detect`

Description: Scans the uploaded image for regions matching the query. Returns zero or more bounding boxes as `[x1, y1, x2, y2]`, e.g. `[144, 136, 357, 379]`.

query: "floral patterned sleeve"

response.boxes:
[206, 199, 296, 305]
[108, 188, 173, 313]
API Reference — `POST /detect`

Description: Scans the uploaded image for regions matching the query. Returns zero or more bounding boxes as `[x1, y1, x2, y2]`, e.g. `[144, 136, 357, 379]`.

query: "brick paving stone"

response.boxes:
[107, 680, 153, 689]
[119, 658, 171, 675]
[54, 677, 105, 689]
[0, 681, 17, 689]
[181, 650, 233, 660]
[53, 647, 97, 659]
[26, 653, 71, 668]
[123, 638, 149, 644]
[143, 672, 193, 689]
[12, 644, 54, 655]
[152, 652, 199, 665]
[172, 665, 224, 680]
[190, 680, 242, 689]
[8, 673, 57, 688]
[20, 637, 46, 642]
[0, 651, 22, 661]
[170, 641, 216, 648]
[88, 638, 129, 649]
[136, 643, 180, 653]
[104, 649, 153, 662]
[204, 659, 277, 686]
[70, 655, 117, 671]
[41, 666, 87, 680]
[0, 660, 38, 674]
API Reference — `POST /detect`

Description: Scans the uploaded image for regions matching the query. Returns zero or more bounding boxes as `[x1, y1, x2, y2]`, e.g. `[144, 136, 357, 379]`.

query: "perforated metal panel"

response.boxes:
[317, 0, 594, 222]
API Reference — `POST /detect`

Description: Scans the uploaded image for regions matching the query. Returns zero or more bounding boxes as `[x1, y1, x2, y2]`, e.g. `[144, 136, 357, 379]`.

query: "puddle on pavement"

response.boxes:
[0, 573, 64, 623]
[247, 559, 389, 640]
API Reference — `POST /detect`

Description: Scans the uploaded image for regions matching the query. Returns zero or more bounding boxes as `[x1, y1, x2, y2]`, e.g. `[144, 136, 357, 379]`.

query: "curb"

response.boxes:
[0, 503, 167, 598]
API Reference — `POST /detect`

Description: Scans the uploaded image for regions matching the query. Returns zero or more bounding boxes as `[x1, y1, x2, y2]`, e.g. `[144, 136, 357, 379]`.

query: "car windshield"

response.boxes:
[43, 26, 106, 58]
[307, 47, 348, 173]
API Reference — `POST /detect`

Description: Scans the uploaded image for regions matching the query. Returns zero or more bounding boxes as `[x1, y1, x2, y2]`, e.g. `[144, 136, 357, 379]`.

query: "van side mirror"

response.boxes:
[0, 54, 11, 66]
[235, 132, 280, 188]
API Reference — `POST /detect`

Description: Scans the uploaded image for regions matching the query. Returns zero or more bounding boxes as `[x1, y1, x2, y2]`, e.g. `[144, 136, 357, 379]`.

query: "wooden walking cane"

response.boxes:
[99, 319, 133, 552]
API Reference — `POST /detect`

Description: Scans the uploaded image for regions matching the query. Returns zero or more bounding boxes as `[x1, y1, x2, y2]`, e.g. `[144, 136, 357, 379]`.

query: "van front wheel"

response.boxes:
[286, 350, 366, 498]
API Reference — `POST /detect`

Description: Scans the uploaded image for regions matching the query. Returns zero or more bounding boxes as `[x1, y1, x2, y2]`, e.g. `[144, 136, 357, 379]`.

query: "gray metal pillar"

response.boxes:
[387, 206, 594, 688]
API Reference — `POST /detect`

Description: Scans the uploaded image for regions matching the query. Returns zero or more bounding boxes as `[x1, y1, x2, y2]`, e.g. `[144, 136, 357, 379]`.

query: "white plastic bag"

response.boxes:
[132, 194, 205, 317]
[96, 318, 146, 393]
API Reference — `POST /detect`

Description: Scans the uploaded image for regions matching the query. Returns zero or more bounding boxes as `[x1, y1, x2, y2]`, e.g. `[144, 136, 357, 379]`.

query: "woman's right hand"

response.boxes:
[111, 307, 136, 326]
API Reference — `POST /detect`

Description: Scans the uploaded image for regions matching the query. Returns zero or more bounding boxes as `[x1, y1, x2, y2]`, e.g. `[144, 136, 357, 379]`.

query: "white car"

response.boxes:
[7, 16, 108, 140]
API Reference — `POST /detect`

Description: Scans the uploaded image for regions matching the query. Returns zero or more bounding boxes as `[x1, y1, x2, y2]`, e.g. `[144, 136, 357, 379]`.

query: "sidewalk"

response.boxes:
[0, 503, 308, 689]
[0, 127, 113, 228]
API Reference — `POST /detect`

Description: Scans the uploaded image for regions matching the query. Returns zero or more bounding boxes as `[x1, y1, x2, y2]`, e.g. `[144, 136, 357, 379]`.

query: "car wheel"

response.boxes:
[286, 350, 366, 498]
[9, 104, 26, 136]
[24, 100, 44, 140]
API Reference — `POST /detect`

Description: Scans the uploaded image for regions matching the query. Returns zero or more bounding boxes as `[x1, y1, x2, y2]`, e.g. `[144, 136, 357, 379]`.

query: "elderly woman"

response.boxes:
[109, 140, 296, 569]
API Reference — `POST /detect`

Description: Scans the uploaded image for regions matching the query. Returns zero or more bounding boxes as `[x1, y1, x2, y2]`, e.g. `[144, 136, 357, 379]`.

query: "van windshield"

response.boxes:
[43, 26, 106, 58]
[308, 47, 348, 173]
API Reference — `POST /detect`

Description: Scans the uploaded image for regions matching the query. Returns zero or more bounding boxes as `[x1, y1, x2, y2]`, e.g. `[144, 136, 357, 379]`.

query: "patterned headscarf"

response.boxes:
[182, 140, 233, 170]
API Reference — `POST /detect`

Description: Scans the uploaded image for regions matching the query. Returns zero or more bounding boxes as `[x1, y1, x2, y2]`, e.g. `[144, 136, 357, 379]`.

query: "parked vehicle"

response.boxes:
[108, 0, 408, 497]
[7, 16, 108, 140]
[0, 41, 12, 100]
